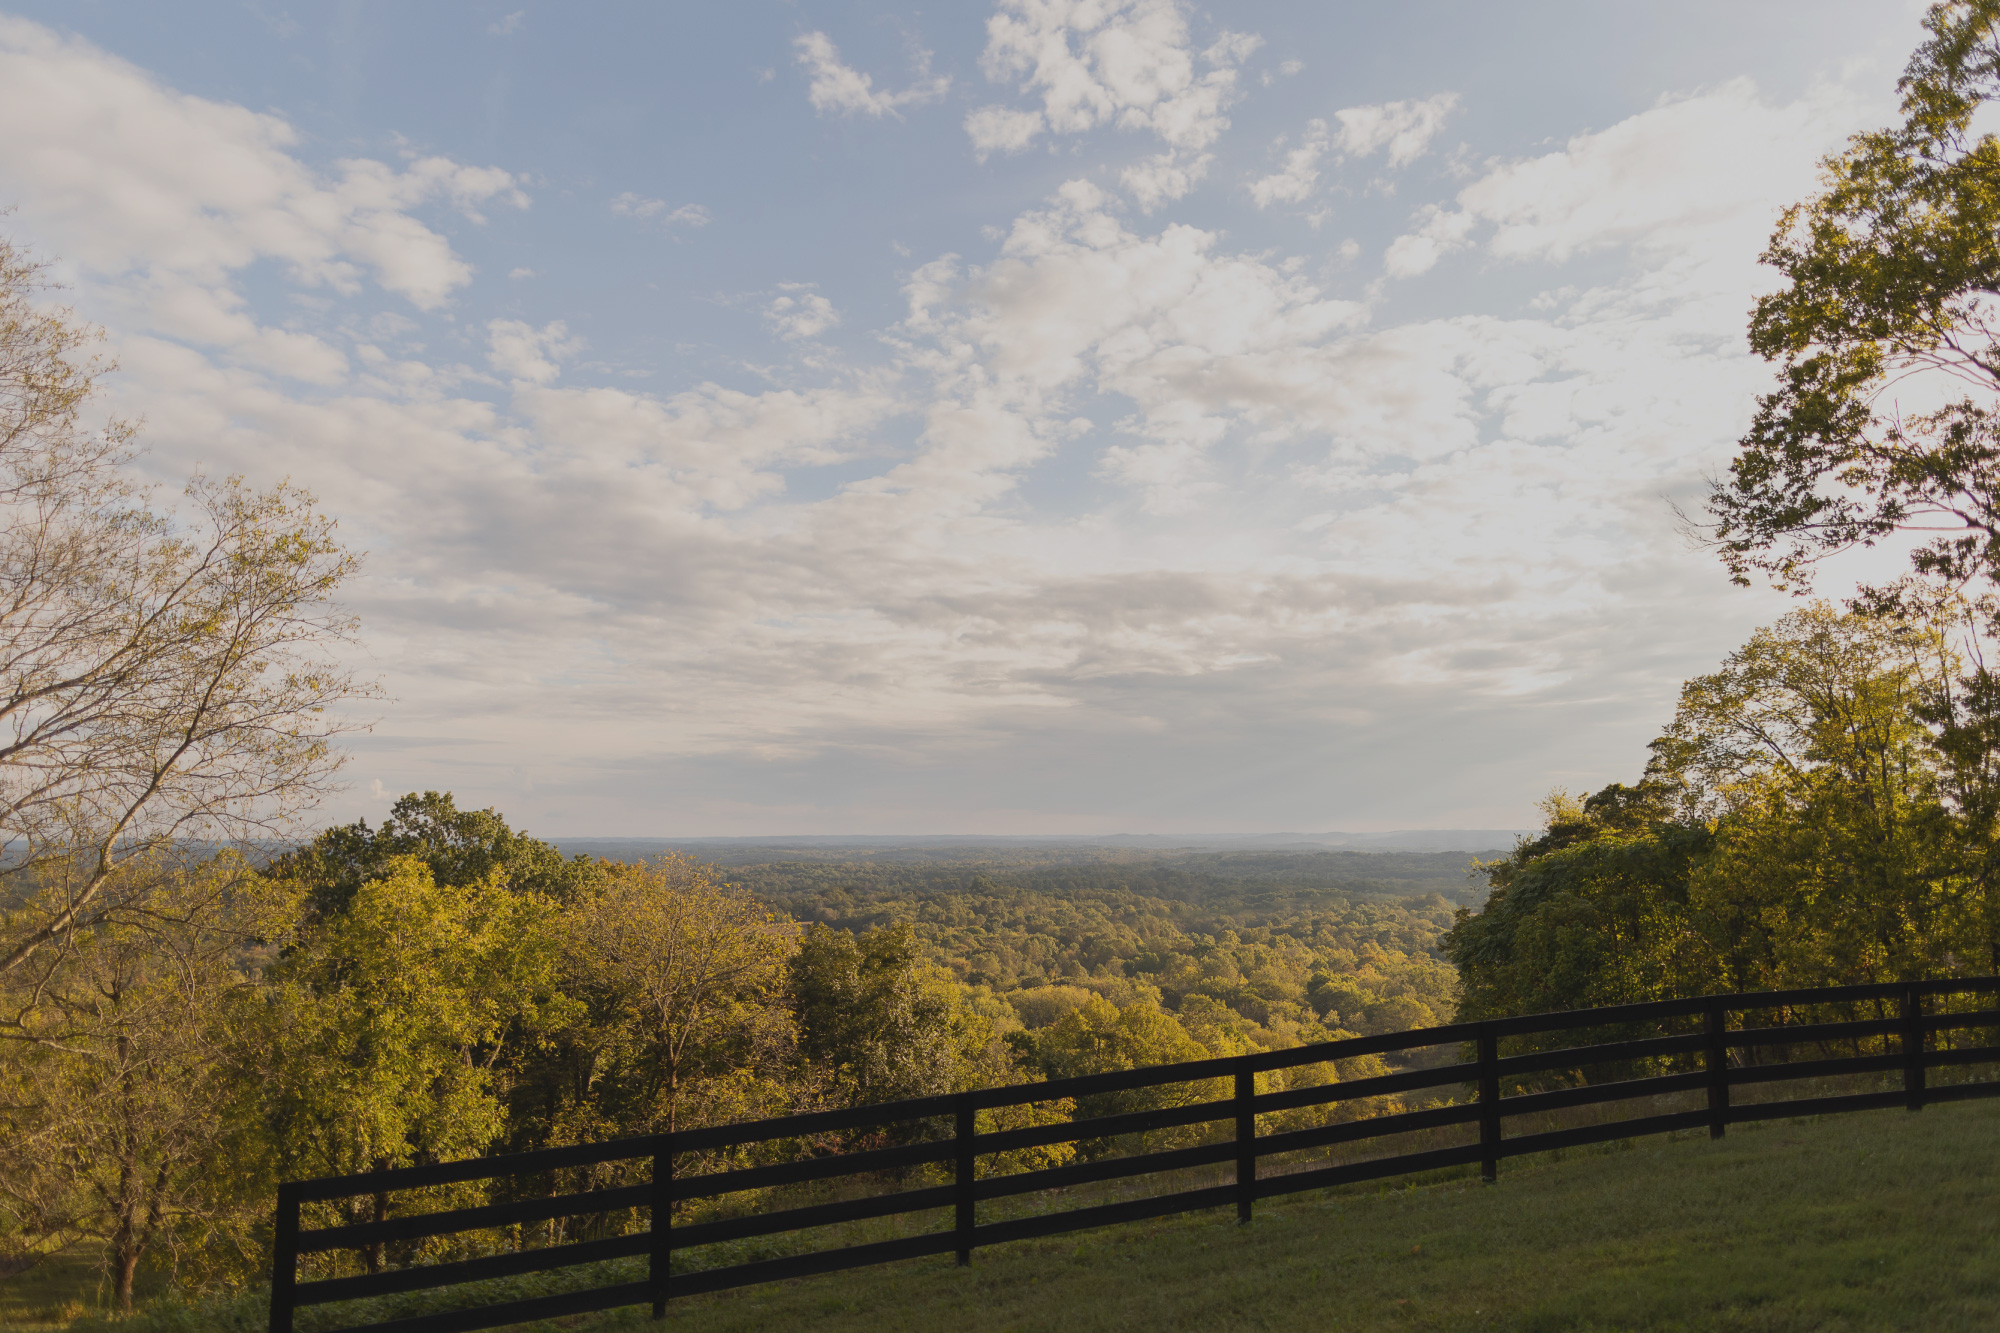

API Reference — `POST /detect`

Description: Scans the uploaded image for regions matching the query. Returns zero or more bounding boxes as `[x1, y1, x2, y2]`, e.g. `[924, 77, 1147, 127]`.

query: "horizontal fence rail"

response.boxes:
[268, 978, 2000, 1333]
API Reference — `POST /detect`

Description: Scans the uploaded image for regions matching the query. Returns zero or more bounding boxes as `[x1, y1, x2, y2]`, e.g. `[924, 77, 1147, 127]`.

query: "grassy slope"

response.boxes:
[615, 1100, 2000, 1333]
[13, 1100, 1995, 1332]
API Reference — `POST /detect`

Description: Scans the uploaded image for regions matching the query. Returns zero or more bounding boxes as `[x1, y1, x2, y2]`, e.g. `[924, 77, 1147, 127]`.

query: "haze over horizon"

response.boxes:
[0, 2, 1934, 837]
[549, 828, 1530, 847]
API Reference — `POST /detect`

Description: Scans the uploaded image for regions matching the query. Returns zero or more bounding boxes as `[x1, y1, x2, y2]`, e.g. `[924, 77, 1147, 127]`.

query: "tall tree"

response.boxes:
[0, 236, 371, 980]
[1445, 786, 1711, 1023]
[789, 922, 977, 1106]
[1008, 994, 1219, 1155]
[0, 854, 283, 1310]
[259, 857, 560, 1269]
[1709, 1, 2000, 594]
[268, 790, 600, 919]
[1657, 604, 1971, 982]
[551, 855, 796, 1137]
[1450, 605, 1994, 1021]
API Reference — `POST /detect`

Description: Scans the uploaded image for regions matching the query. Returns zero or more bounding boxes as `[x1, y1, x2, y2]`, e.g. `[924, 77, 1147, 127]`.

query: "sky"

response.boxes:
[0, 1, 1940, 837]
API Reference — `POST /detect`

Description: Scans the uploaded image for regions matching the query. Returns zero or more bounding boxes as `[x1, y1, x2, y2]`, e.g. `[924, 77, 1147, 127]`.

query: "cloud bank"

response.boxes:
[0, 12, 1900, 832]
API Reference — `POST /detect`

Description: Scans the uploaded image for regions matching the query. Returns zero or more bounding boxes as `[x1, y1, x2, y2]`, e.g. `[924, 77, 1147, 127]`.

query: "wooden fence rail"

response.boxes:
[267, 979, 2000, 1333]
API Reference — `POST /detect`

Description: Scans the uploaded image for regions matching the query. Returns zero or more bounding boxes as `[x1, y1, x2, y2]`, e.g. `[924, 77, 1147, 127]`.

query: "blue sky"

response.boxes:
[0, 1, 1936, 835]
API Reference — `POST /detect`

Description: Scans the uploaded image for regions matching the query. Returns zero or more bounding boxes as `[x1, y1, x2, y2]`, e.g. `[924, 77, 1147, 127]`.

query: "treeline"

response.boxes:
[695, 845, 1492, 903]
[0, 795, 1463, 1310]
[733, 860, 1460, 1043]
[1448, 604, 2000, 1029]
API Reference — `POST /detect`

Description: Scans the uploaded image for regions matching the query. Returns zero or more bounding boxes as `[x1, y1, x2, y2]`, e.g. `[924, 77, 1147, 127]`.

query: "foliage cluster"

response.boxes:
[735, 857, 1464, 1045]
[1711, 0, 2000, 600]
[1448, 603, 2000, 1026]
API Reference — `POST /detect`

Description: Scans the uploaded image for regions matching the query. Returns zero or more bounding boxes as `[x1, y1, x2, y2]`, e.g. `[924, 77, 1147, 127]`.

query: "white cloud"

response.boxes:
[1333, 92, 1459, 167]
[486, 318, 582, 384]
[0, 13, 522, 389]
[765, 285, 841, 341]
[966, 0, 1256, 206]
[509, 266, 536, 279]
[1246, 94, 1457, 215]
[794, 31, 949, 119]
[965, 104, 1047, 156]
[489, 11, 525, 36]
[0, 17, 526, 309]
[1251, 95, 1457, 213]
[974, 0, 1228, 149]
[1384, 205, 1476, 277]
[913, 179, 1383, 511]
[611, 193, 710, 227]
[1249, 118, 1330, 207]
[1121, 151, 1212, 211]
[497, 379, 898, 519]
[1384, 80, 1862, 279]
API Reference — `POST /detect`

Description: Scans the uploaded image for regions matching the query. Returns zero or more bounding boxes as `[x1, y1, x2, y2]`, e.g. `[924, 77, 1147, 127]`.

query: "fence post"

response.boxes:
[955, 1093, 975, 1265]
[1705, 996, 1729, 1140]
[267, 1181, 299, 1333]
[1477, 1026, 1499, 1184]
[1902, 983, 1926, 1112]
[650, 1137, 671, 1319]
[1235, 1062, 1255, 1224]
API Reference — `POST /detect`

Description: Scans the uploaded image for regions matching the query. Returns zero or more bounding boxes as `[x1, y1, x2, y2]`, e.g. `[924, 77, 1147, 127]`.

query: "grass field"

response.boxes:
[610, 1099, 2000, 1333]
[9, 1098, 1998, 1332]
[0, 1249, 138, 1331]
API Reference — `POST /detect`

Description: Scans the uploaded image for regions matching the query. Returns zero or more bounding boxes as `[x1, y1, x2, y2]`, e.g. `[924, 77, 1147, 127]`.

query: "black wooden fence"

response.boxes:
[268, 978, 2000, 1333]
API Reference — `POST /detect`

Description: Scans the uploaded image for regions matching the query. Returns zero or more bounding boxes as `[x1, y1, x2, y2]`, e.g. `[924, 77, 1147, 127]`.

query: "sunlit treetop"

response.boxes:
[1715, 0, 2000, 593]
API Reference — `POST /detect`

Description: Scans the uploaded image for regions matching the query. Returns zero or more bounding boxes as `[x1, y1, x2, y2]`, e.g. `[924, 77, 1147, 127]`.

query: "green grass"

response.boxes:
[607, 1099, 2000, 1333]
[17, 1099, 1999, 1332]
[0, 1249, 116, 1331]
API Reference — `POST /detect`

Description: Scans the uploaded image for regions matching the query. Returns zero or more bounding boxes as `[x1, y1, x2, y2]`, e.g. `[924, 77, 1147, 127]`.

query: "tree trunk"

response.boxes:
[111, 1230, 140, 1313]
[365, 1166, 389, 1274]
[112, 1032, 142, 1312]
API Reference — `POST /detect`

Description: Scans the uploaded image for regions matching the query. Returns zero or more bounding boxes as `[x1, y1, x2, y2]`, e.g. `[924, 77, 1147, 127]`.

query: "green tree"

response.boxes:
[789, 922, 981, 1106]
[547, 855, 796, 1138]
[1446, 789, 1713, 1023]
[1448, 605, 1992, 1023]
[267, 791, 600, 919]
[1008, 994, 1219, 1155]
[1709, 1, 2000, 595]
[1700, 2, 2000, 958]
[1659, 605, 1973, 983]
[260, 857, 560, 1270]
[0, 854, 282, 1310]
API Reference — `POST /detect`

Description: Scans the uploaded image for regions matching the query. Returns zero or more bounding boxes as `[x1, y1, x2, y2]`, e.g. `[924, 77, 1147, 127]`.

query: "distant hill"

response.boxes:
[548, 840, 1510, 914]
[551, 829, 1528, 861]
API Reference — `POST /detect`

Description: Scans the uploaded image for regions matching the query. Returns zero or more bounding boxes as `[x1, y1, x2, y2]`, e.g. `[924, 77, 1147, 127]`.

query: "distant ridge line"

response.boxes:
[550, 830, 1529, 855]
